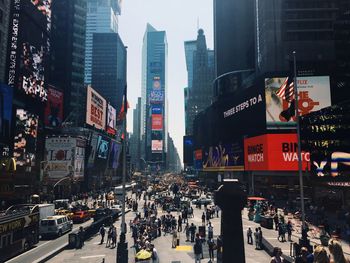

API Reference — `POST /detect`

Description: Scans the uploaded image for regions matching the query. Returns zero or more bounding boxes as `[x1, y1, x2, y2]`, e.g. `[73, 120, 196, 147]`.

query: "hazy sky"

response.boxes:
[118, 0, 214, 164]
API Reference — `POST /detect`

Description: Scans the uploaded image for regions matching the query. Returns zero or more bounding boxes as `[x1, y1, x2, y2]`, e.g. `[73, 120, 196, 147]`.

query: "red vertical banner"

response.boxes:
[44, 86, 64, 128]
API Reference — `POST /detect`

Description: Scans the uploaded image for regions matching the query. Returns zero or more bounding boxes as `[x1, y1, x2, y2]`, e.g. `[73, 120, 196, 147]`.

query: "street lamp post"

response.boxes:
[293, 51, 308, 245]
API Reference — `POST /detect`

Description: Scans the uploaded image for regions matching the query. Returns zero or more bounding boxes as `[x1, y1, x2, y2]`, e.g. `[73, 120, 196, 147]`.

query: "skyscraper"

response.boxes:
[130, 97, 142, 170]
[50, 0, 87, 126]
[0, 0, 10, 83]
[85, 0, 120, 84]
[141, 23, 168, 170]
[184, 29, 215, 135]
[91, 33, 126, 111]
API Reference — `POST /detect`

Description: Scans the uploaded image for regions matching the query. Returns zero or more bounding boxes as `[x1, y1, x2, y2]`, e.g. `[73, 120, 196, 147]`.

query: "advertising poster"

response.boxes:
[194, 149, 203, 170]
[8, 0, 51, 102]
[44, 86, 63, 128]
[152, 140, 163, 153]
[0, 84, 13, 141]
[109, 141, 121, 169]
[107, 104, 116, 135]
[86, 86, 106, 130]
[183, 136, 194, 165]
[244, 134, 310, 171]
[74, 138, 85, 180]
[152, 77, 161, 90]
[13, 109, 38, 167]
[151, 105, 162, 115]
[151, 114, 163, 131]
[97, 135, 109, 159]
[300, 103, 350, 179]
[202, 142, 244, 171]
[149, 90, 164, 103]
[265, 76, 331, 129]
[87, 132, 98, 168]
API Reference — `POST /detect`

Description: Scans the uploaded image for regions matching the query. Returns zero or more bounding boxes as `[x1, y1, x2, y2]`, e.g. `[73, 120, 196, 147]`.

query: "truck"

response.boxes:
[37, 203, 55, 220]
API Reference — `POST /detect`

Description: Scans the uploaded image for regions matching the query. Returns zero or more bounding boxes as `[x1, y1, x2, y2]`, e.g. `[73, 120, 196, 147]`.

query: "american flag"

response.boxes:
[276, 77, 295, 102]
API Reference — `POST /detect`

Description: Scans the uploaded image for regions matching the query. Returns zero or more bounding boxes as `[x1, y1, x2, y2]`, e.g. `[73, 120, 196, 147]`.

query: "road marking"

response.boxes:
[175, 245, 192, 251]
[80, 255, 106, 259]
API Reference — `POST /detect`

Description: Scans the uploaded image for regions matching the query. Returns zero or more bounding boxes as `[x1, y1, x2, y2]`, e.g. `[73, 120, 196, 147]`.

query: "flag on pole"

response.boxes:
[276, 77, 295, 102]
[117, 85, 129, 121]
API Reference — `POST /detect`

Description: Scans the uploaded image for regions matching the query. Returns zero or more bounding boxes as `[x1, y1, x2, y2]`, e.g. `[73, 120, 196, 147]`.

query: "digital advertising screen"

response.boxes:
[152, 77, 161, 90]
[96, 135, 109, 159]
[149, 90, 164, 103]
[151, 105, 162, 115]
[265, 76, 331, 129]
[86, 86, 106, 130]
[107, 104, 116, 135]
[44, 85, 63, 128]
[151, 114, 163, 131]
[0, 84, 13, 142]
[109, 141, 121, 169]
[13, 109, 38, 167]
[8, 0, 51, 102]
[152, 140, 163, 153]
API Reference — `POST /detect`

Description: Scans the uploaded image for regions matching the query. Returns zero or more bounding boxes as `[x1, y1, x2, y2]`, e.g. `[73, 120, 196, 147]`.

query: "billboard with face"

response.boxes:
[13, 109, 38, 167]
[265, 76, 331, 129]
[86, 86, 106, 130]
[8, 0, 51, 102]
[152, 77, 161, 90]
[109, 141, 121, 169]
[97, 135, 109, 159]
[44, 85, 63, 128]
[107, 104, 116, 135]
[152, 140, 163, 153]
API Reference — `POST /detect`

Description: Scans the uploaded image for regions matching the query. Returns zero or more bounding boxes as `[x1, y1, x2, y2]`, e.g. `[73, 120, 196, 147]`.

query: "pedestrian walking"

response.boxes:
[190, 223, 196, 242]
[111, 226, 117, 248]
[274, 213, 279, 231]
[247, 227, 253, 244]
[194, 240, 202, 263]
[254, 228, 260, 249]
[172, 229, 178, 248]
[208, 221, 214, 240]
[258, 227, 263, 249]
[177, 215, 183, 232]
[286, 221, 292, 242]
[201, 212, 205, 226]
[184, 223, 190, 242]
[207, 237, 216, 262]
[99, 224, 106, 244]
[270, 247, 283, 263]
[106, 226, 113, 247]
[216, 205, 220, 218]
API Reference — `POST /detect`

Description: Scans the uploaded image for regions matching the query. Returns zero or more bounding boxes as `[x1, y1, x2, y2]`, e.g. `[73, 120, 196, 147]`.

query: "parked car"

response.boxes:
[192, 197, 212, 206]
[72, 211, 91, 223]
[40, 215, 73, 238]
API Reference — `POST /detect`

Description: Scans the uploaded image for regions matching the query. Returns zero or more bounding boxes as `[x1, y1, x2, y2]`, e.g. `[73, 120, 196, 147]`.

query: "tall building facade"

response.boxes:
[0, 0, 10, 83]
[141, 23, 168, 170]
[130, 97, 142, 171]
[184, 29, 215, 136]
[84, 0, 120, 84]
[50, 0, 87, 126]
[91, 33, 126, 112]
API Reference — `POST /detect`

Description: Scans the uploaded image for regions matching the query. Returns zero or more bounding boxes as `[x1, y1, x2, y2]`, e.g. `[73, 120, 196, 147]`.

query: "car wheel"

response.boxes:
[23, 241, 30, 251]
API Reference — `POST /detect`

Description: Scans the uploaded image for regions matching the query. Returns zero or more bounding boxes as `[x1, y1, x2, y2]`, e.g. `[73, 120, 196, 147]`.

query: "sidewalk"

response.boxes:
[242, 208, 350, 262]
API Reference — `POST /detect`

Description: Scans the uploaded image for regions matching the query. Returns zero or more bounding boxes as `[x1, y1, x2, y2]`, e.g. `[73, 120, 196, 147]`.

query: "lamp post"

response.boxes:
[293, 51, 308, 245]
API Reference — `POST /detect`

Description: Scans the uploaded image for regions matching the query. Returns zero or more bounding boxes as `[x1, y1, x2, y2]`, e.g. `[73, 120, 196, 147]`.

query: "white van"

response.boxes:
[40, 215, 73, 238]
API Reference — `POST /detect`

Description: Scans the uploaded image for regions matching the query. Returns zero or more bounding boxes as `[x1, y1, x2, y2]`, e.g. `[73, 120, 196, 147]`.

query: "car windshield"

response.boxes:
[41, 220, 55, 226]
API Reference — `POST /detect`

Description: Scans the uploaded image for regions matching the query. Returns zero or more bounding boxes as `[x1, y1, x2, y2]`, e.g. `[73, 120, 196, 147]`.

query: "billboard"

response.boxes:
[13, 109, 38, 167]
[44, 86, 63, 128]
[183, 136, 194, 166]
[87, 132, 98, 168]
[107, 104, 116, 135]
[244, 134, 310, 171]
[8, 0, 51, 102]
[265, 76, 331, 129]
[86, 86, 106, 130]
[149, 90, 164, 103]
[151, 114, 163, 131]
[300, 103, 350, 179]
[151, 105, 162, 115]
[97, 135, 109, 159]
[152, 77, 161, 90]
[150, 62, 162, 73]
[109, 141, 122, 169]
[202, 142, 244, 171]
[152, 140, 163, 153]
[0, 84, 13, 141]
[43, 137, 85, 180]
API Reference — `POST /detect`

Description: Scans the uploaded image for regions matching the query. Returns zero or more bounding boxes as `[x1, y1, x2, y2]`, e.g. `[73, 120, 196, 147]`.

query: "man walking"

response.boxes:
[208, 222, 214, 240]
[99, 224, 106, 244]
[247, 227, 253, 244]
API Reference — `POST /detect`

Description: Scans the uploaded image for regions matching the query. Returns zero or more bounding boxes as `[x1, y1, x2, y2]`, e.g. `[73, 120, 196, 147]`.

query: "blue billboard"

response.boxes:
[151, 105, 162, 114]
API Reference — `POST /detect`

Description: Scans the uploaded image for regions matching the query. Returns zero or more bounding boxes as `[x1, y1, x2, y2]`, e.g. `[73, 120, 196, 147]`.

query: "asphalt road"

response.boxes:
[5, 220, 93, 263]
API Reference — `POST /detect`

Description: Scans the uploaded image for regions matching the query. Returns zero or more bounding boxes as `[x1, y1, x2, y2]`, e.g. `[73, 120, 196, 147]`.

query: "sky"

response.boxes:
[118, 0, 214, 165]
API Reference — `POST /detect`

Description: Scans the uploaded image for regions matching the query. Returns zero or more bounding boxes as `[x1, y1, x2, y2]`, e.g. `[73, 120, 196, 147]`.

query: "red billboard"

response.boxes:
[244, 134, 310, 171]
[152, 114, 163, 131]
[44, 86, 64, 128]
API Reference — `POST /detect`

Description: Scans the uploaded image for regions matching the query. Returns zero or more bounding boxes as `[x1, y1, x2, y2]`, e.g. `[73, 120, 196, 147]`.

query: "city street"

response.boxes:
[45, 193, 271, 263]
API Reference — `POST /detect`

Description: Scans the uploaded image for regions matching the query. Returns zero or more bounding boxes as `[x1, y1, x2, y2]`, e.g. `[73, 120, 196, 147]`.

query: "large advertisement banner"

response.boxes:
[244, 134, 310, 171]
[152, 140, 163, 153]
[43, 137, 85, 180]
[107, 104, 116, 135]
[151, 114, 163, 131]
[0, 84, 13, 142]
[151, 105, 162, 115]
[265, 76, 331, 129]
[13, 109, 38, 167]
[8, 0, 51, 102]
[86, 86, 106, 130]
[149, 90, 164, 103]
[97, 135, 109, 159]
[152, 77, 161, 90]
[109, 141, 122, 169]
[87, 132, 98, 168]
[44, 86, 63, 128]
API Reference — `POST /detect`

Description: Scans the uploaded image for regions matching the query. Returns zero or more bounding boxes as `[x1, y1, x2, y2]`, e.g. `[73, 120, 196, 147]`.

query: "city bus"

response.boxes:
[0, 204, 40, 261]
